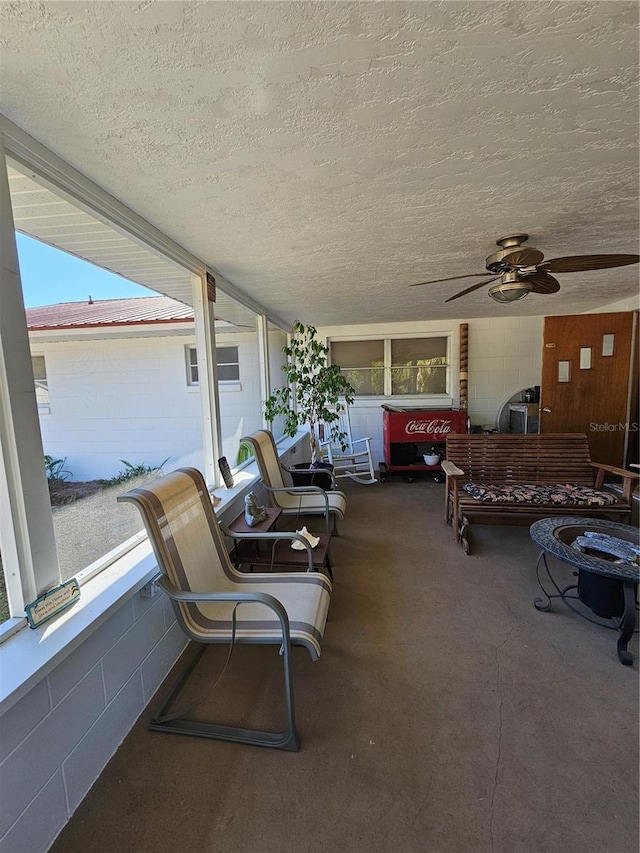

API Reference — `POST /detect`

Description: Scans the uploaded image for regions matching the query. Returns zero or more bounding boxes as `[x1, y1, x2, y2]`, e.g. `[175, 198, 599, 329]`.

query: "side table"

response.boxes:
[224, 507, 333, 579]
[530, 517, 639, 665]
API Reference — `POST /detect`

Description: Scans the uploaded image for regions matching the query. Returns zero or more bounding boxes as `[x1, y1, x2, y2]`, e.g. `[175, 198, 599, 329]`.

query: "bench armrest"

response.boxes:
[591, 462, 640, 502]
[441, 460, 465, 478]
[441, 460, 465, 529]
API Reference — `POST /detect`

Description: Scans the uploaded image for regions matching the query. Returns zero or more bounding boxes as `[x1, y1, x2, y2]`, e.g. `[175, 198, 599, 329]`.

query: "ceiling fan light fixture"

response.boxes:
[488, 280, 533, 303]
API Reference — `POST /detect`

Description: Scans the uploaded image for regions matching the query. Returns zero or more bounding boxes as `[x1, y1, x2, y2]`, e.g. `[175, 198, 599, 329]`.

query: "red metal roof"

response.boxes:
[26, 296, 194, 330]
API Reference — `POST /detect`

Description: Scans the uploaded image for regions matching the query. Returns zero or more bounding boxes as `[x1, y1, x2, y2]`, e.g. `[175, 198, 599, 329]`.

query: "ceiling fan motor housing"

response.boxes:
[485, 233, 531, 272]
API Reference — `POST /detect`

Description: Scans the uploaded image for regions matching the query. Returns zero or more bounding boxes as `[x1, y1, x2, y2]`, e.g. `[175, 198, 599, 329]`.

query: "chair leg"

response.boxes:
[150, 641, 301, 752]
[325, 550, 334, 581]
[346, 471, 377, 485]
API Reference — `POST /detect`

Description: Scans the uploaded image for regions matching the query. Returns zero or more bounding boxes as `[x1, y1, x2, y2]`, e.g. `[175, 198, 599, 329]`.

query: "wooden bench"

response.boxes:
[442, 434, 639, 554]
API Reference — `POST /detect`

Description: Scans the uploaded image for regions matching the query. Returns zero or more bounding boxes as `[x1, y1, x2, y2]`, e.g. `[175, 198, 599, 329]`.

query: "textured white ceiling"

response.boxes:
[1, 1, 638, 324]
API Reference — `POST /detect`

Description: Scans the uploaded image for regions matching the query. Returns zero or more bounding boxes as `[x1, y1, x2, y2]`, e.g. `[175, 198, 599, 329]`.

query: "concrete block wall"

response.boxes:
[0, 589, 187, 853]
[466, 315, 543, 428]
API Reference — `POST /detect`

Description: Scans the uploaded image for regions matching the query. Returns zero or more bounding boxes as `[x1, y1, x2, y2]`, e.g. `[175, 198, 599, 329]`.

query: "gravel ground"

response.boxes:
[52, 474, 155, 580]
[0, 473, 157, 620]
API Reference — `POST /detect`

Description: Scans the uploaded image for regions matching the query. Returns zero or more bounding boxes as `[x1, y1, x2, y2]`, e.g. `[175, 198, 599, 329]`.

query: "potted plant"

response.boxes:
[263, 321, 355, 466]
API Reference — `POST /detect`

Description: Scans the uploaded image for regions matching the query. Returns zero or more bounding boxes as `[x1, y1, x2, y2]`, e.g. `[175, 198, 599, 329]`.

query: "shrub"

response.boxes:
[103, 458, 169, 486]
[44, 455, 72, 484]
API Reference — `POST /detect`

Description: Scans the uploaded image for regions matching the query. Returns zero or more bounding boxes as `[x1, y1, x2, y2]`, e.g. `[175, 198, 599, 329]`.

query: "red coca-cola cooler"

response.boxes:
[380, 405, 468, 482]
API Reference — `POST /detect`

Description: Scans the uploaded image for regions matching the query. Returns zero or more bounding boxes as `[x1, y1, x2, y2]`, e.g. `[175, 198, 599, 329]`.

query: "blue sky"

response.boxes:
[16, 233, 152, 308]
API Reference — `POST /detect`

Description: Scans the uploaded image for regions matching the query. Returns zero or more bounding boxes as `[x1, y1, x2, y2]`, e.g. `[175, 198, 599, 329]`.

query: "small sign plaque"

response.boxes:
[25, 578, 80, 629]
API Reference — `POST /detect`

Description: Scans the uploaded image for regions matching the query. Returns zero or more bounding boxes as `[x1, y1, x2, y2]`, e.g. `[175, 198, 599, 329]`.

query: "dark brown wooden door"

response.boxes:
[540, 311, 637, 467]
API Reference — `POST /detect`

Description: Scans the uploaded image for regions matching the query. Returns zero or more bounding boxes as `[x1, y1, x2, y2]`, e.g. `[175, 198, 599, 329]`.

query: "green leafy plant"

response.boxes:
[44, 454, 71, 484]
[263, 321, 355, 464]
[235, 442, 253, 466]
[104, 458, 169, 486]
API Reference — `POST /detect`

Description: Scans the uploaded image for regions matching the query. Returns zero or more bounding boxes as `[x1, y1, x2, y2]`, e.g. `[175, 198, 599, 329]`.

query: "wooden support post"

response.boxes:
[459, 323, 468, 411]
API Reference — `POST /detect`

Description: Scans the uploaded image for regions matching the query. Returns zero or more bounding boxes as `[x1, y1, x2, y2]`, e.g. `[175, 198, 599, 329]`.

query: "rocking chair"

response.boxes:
[319, 405, 377, 485]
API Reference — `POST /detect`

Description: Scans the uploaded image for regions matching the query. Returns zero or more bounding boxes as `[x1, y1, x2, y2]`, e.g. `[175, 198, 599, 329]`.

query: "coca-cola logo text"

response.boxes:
[405, 419, 452, 436]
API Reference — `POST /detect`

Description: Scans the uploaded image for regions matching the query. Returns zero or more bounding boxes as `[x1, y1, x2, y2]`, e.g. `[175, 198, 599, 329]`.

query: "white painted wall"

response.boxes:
[31, 335, 203, 481]
[317, 314, 544, 463]
[30, 332, 264, 481]
[585, 296, 639, 313]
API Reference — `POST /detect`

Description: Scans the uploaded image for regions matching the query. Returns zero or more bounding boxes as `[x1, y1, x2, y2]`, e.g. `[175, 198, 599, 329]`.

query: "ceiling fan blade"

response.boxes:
[523, 271, 561, 294]
[542, 254, 640, 273]
[410, 272, 494, 287]
[502, 248, 545, 267]
[445, 276, 501, 302]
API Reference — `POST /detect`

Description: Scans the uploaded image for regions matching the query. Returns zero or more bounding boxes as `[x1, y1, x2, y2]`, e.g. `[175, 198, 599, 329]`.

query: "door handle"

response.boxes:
[542, 407, 552, 413]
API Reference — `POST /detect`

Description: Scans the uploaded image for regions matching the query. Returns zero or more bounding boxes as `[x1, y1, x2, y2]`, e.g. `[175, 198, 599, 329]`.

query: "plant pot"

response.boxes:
[310, 460, 334, 471]
[290, 463, 334, 490]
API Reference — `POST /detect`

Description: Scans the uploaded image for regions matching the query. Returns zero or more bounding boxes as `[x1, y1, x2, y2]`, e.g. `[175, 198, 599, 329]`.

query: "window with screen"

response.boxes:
[330, 336, 449, 396]
[32, 354, 50, 410]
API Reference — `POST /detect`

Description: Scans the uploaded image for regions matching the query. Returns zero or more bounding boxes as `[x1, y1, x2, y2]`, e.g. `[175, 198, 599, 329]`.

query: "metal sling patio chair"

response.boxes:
[242, 429, 347, 534]
[118, 467, 331, 752]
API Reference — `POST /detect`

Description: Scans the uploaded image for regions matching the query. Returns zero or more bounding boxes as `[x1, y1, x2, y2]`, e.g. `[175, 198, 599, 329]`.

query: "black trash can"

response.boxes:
[578, 569, 626, 619]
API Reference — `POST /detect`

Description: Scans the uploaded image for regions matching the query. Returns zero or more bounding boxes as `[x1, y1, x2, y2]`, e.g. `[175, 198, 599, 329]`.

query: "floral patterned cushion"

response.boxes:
[461, 483, 617, 506]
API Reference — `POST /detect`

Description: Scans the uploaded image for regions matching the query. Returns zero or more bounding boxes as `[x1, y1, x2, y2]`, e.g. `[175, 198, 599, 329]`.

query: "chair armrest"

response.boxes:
[222, 528, 315, 571]
[350, 436, 372, 448]
[265, 482, 328, 495]
[441, 460, 465, 478]
[157, 578, 295, 649]
[591, 462, 640, 502]
[262, 482, 330, 517]
[156, 577, 291, 630]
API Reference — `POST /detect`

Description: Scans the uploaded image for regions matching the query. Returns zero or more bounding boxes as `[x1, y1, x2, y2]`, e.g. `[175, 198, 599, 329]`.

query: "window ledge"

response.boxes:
[349, 395, 454, 407]
[0, 538, 159, 715]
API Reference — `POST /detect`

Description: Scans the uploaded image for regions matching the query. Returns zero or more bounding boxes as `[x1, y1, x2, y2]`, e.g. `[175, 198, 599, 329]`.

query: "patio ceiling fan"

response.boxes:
[410, 234, 640, 304]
